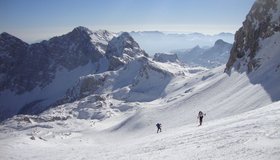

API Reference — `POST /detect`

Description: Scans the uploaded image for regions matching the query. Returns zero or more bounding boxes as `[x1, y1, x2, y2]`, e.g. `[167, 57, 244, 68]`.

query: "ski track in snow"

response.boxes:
[1, 31, 280, 160]
[1, 64, 280, 160]
[0, 103, 280, 160]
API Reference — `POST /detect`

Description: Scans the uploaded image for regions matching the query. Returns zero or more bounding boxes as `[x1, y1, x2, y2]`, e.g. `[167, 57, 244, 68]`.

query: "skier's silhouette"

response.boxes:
[197, 111, 206, 126]
[156, 123, 162, 133]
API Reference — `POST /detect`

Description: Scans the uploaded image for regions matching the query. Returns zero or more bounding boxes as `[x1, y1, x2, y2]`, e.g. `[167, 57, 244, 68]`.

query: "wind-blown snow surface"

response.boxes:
[1, 65, 280, 160]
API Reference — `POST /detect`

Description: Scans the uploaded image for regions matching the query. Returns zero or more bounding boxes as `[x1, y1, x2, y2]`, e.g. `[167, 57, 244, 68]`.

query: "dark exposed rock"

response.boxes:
[226, 0, 280, 72]
[106, 32, 149, 70]
[0, 27, 111, 95]
[0, 32, 29, 93]
[0, 27, 149, 120]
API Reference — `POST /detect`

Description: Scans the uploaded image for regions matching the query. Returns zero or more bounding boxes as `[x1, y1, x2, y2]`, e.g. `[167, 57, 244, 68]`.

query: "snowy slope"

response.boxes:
[3, 102, 279, 160]
[1, 0, 280, 159]
[0, 34, 279, 159]
[0, 65, 280, 160]
[0, 27, 117, 120]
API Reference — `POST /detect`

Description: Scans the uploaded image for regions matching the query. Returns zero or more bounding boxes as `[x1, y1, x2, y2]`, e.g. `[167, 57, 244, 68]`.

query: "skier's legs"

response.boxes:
[199, 117, 203, 125]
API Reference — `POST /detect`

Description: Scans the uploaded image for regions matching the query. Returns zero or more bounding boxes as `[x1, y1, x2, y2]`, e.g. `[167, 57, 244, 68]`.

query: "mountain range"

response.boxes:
[0, 0, 280, 159]
[0, 27, 151, 120]
[173, 39, 232, 68]
[130, 31, 234, 55]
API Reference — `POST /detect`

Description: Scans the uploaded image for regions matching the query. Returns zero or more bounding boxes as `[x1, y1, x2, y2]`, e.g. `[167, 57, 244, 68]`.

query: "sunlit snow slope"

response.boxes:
[1, 0, 280, 159]
[1, 61, 280, 160]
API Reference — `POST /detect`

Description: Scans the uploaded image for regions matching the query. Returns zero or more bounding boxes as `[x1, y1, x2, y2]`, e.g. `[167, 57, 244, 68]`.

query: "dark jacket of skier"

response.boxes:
[197, 111, 206, 126]
[156, 123, 162, 133]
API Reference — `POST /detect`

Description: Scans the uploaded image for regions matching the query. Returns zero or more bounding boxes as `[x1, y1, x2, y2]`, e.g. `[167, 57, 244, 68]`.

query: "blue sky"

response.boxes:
[0, 0, 255, 42]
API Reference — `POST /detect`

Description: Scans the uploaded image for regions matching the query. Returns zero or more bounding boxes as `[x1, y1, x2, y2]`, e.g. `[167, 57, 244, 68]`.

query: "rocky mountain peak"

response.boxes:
[214, 39, 228, 47]
[108, 32, 139, 55]
[72, 26, 93, 35]
[226, 0, 280, 72]
[93, 30, 115, 41]
[1, 32, 16, 39]
[0, 32, 29, 47]
[107, 32, 148, 58]
[190, 45, 202, 52]
[105, 32, 148, 70]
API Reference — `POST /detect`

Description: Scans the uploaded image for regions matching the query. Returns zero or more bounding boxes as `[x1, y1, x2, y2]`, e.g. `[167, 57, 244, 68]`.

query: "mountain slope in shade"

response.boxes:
[0, 1, 280, 159]
[0, 64, 279, 160]
[226, 0, 280, 72]
[0, 27, 152, 121]
[225, 0, 280, 102]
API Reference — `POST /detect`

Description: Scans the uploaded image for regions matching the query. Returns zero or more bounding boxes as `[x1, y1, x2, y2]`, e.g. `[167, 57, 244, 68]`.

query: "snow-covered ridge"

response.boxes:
[0, 64, 279, 159]
[0, 27, 153, 121]
[1, 1, 280, 159]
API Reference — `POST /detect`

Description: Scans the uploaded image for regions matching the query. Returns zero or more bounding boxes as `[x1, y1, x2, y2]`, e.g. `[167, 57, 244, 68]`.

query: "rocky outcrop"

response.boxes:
[226, 0, 280, 72]
[0, 27, 150, 120]
[106, 32, 148, 70]
[153, 53, 179, 63]
[0, 27, 114, 94]
[0, 32, 29, 93]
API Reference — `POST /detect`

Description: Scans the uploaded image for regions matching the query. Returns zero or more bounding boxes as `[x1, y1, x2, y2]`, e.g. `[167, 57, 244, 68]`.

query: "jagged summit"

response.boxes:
[105, 32, 148, 70]
[0, 32, 14, 38]
[0, 32, 28, 45]
[93, 29, 115, 40]
[0, 27, 149, 120]
[107, 32, 148, 58]
[72, 26, 93, 35]
[226, 0, 280, 72]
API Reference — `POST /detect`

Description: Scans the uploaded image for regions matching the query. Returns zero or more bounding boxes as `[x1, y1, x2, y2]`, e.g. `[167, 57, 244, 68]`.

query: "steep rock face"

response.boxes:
[226, 0, 280, 72]
[0, 33, 29, 93]
[0, 27, 117, 120]
[67, 32, 151, 99]
[0, 28, 153, 120]
[0, 27, 114, 94]
[42, 26, 102, 70]
[106, 32, 148, 70]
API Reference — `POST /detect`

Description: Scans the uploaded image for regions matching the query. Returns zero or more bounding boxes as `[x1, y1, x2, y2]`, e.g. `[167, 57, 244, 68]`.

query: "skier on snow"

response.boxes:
[156, 123, 162, 133]
[197, 111, 206, 126]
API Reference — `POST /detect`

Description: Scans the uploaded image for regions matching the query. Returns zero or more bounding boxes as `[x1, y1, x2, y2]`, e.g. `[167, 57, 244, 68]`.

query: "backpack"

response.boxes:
[156, 123, 161, 128]
[199, 111, 203, 117]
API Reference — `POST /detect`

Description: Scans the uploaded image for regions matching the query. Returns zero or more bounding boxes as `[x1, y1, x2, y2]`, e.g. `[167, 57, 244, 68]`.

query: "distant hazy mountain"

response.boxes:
[130, 31, 234, 55]
[153, 53, 179, 63]
[173, 39, 232, 68]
